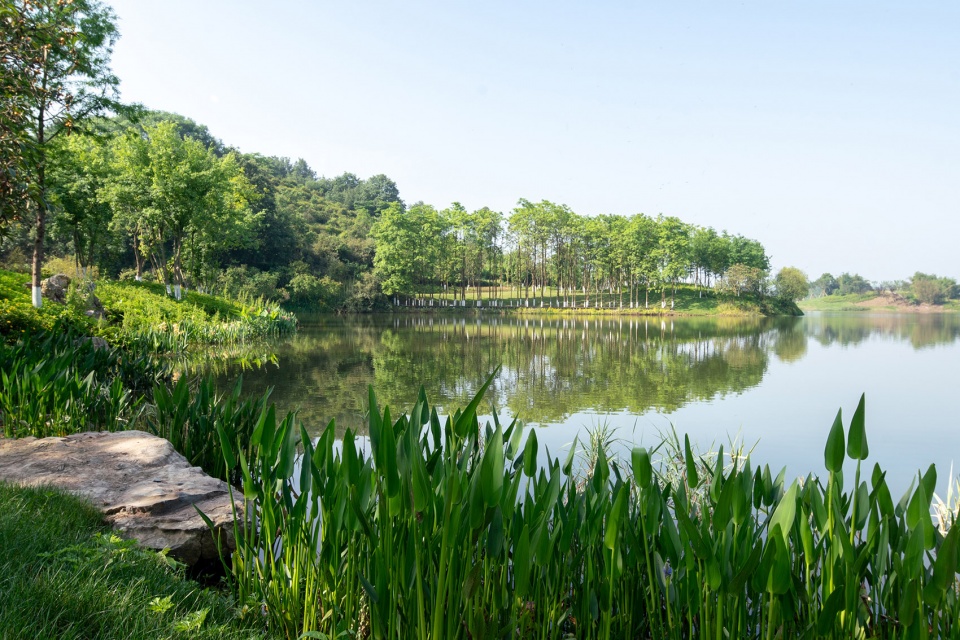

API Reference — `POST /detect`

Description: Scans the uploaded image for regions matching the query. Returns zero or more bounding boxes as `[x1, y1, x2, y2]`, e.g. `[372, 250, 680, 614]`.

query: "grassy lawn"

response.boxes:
[798, 293, 877, 312]
[800, 293, 960, 313]
[0, 483, 267, 639]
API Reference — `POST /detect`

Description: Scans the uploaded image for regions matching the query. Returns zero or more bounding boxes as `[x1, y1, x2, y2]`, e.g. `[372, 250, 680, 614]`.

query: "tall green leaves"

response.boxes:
[210, 387, 960, 639]
[824, 408, 845, 473]
[847, 393, 868, 460]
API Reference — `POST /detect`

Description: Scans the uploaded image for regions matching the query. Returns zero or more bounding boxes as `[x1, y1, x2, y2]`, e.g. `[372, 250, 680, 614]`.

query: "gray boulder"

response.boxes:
[0, 431, 239, 567]
[40, 273, 71, 304]
[84, 292, 106, 320]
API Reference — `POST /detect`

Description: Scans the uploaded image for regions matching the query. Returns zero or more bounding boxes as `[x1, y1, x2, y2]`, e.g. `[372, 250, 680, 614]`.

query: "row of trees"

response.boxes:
[372, 199, 774, 308]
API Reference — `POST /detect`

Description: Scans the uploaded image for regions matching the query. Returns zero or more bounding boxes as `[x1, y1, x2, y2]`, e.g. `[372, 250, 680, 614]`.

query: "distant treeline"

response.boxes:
[809, 271, 959, 305]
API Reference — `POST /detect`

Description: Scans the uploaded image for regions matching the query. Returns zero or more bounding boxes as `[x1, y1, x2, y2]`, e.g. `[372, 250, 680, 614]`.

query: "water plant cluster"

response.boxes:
[0, 331, 164, 438]
[216, 380, 960, 639]
[0, 328, 263, 485]
[149, 376, 273, 486]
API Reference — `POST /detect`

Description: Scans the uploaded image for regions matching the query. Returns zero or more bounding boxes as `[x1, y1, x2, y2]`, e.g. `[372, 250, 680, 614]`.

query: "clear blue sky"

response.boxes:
[107, 0, 958, 281]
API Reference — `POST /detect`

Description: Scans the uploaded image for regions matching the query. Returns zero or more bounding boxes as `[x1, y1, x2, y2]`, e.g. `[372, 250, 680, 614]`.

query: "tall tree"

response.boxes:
[774, 267, 808, 303]
[10, 0, 122, 307]
[46, 132, 113, 275]
[106, 122, 257, 294]
[0, 1, 41, 232]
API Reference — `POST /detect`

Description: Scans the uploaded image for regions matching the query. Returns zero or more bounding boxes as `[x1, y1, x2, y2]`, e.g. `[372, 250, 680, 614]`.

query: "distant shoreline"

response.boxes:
[799, 292, 960, 314]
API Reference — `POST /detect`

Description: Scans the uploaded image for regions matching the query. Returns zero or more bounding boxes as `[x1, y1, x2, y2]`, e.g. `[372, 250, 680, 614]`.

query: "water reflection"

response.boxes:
[805, 313, 960, 350]
[205, 313, 960, 436]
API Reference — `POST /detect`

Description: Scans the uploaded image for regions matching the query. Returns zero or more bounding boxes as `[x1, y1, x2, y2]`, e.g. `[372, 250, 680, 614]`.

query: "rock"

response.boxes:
[40, 273, 71, 304]
[0, 431, 239, 567]
[84, 293, 106, 320]
[75, 336, 110, 350]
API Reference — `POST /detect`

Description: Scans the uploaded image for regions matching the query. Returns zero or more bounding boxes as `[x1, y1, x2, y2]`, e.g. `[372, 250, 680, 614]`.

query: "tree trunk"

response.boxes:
[31, 102, 47, 309]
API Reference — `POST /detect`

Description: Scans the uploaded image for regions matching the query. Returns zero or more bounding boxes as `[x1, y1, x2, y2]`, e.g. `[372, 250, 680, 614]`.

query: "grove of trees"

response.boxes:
[372, 198, 773, 310]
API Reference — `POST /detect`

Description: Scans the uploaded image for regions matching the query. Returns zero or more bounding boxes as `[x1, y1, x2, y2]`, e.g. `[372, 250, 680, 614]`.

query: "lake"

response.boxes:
[209, 311, 960, 497]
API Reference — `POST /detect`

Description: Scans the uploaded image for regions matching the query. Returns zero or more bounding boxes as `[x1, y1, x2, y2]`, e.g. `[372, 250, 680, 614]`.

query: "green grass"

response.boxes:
[799, 293, 882, 312]
[800, 293, 960, 313]
[0, 483, 268, 639]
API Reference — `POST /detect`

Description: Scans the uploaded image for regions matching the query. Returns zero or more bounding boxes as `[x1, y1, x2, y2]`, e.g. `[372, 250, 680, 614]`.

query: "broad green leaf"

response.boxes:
[604, 484, 628, 550]
[632, 447, 652, 489]
[455, 369, 498, 437]
[523, 429, 539, 478]
[514, 525, 531, 595]
[921, 463, 938, 502]
[562, 436, 578, 476]
[824, 408, 844, 473]
[846, 393, 868, 460]
[816, 587, 845, 635]
[932, 522, 960, 593]
[684, 434, 699, 487]
[480, 427, 504, 507]
[767, 481, 798, 544]
[367, 386, 381, 461]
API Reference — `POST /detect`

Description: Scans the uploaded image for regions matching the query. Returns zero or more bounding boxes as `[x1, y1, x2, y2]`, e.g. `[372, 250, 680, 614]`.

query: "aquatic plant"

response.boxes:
[0, 330, 163, 438]
[148, 375, 272, 484]
[212, 380, 960, 639]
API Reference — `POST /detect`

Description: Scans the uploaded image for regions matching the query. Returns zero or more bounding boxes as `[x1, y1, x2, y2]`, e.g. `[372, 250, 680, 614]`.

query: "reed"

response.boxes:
[212, 380, 960, 639]
[0, 329, 163, 438]
[148, 375, 272, 484]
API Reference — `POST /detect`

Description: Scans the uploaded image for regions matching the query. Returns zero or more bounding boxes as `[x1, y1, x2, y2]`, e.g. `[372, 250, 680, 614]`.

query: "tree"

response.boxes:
[910, 272, 957, 305]
[46, 132, 113, 275]
[372, 202, 444, 297]
[836, 273, 872, 295]
[10, 0, 123, 307]
[654, 215, 691, 307]
[810, 273, 838, 297]
[106, 122, 257, 294]
[774, 267, 808, 303]
[0, 1, 42, 232]
[720, 263, 764, 297]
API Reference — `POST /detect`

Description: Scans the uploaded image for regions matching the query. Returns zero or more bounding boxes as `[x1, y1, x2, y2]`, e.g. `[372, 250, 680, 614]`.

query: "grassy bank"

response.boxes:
[0, 268, 296, 348]
[0, 483, 266, 639]
[800, 292, 960, 313]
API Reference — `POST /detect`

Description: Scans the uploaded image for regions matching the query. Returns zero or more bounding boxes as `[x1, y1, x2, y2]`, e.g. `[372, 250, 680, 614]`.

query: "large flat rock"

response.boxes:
[0, 430, 238, 567]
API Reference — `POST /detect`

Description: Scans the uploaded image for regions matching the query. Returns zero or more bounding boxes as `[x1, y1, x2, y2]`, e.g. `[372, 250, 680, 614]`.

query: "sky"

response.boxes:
[106, 1, 959, 281]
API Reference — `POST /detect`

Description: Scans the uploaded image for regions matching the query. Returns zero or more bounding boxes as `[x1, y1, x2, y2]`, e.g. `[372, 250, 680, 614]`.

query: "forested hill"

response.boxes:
[0, 110, 787, 312]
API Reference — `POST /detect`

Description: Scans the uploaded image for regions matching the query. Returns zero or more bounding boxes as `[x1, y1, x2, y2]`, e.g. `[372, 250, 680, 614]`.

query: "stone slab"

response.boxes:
[0, 430, 238, 567]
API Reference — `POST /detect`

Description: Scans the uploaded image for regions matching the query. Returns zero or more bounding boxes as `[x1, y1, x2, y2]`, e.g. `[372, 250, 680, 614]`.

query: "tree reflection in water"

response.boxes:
[204, 312, 960, 436]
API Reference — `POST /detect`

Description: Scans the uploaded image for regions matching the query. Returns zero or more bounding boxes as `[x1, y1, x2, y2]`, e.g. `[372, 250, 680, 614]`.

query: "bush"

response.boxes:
[217, 265, 282, 303]
[774, 266, 808, 302]
[287, 272, 340, 309]
[910, 272, 957, 305]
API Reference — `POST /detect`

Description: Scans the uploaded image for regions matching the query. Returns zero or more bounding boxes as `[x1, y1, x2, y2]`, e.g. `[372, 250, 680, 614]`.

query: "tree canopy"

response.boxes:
[2, 0, 123, 306]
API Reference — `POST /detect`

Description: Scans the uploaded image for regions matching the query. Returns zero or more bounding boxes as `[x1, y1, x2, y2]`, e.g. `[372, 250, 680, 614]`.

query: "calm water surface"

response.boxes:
[209, 312, 960, 494]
